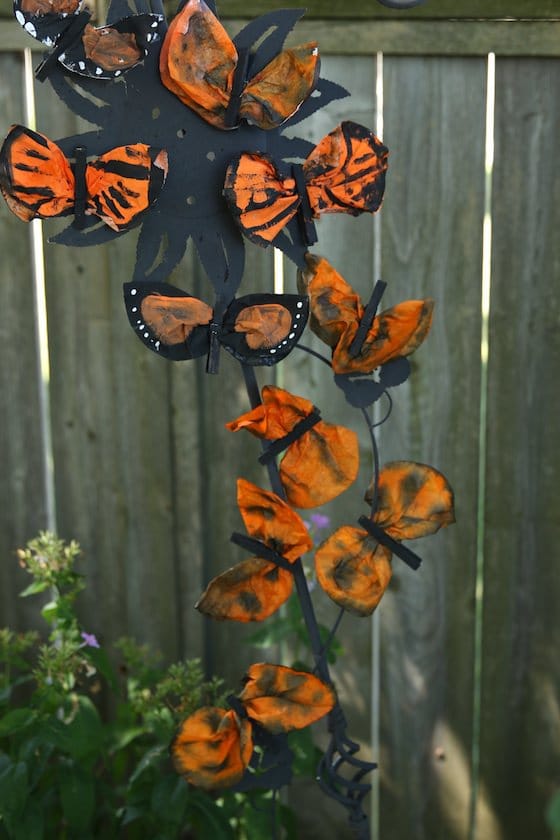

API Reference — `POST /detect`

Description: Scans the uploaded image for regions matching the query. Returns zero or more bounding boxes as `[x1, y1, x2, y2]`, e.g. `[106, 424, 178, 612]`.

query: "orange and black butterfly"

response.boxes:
[223, 121, 388, 247]
[226, 385, 360, 509]
[171, 663, 335, 789]
[315, 461, 455, 616]
[14, 0, 165, 81]
[123, 281, 308, 367]
[159, 0, 319, 130]
[298, 254, 434, 374]
[196, 479, 313, 622]
[0, 125, 168, 231]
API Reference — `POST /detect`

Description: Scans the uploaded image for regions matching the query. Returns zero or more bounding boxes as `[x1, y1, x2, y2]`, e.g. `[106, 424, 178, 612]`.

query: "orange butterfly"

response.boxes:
[315, 462, 455, 615]
[298, 253, 434, 374]
[0, 125, 168, 231]
[226, 385, 360, 508]
[159, 0, 319, 130]
[171, 663, 335, 789]
[196, 479, 313, 622]
[223, 121, 388, 247]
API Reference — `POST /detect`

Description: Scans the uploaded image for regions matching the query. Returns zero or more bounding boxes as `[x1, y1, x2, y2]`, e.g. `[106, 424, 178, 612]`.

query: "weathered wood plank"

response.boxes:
[282, 54, 378, 839]
[0, 53, 48, 630]
[2, 0, 560, 19]
[223, 0, 560, 19]
[29, 74, 181, 660]
[377, 55, 486, 840]
[5, 18, 560, 58]
[477, 57, 560, 840]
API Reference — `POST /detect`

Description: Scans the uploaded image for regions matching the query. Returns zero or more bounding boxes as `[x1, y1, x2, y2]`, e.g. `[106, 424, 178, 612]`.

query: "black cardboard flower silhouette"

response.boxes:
[3, 0, 348, 300]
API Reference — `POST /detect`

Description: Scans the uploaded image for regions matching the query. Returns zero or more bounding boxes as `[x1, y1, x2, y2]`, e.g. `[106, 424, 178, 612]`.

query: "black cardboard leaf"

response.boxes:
[334, 374, 385, 408]
[286, 78, 349, 127]
[233, 9, 306, 73]
[379, 357, 411, 388]
[230, 725, 293, 793]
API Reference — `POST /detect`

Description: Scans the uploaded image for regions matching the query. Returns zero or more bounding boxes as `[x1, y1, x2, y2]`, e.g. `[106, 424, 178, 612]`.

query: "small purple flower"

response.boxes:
[81, 631, 100, 649]
[310, 513, 331, 530]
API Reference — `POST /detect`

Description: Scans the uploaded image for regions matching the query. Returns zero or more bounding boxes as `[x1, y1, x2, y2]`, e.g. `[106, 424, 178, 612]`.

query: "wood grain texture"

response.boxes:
[477, 57, 560, 840]
[6, 16, 560, 57]
[1, 0, 559, 19]
[219, 0, 560, 20]
[33, 79, 181, 660]
[377, 55, 486, 840]
[0, 53, 48, 629]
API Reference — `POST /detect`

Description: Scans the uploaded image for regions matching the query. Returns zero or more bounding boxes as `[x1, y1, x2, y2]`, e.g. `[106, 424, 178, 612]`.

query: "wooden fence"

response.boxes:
[0, 3, 559, 838]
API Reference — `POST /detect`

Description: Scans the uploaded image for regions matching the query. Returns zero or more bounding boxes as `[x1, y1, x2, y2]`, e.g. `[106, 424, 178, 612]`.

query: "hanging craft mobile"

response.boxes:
[1, 0, 450, 836]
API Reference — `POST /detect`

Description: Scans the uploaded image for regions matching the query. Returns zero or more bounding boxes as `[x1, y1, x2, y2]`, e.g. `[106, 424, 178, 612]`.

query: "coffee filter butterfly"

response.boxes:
[226, 385, 360, 508]
[315, 461, 455, 615]
[123, 281, 309, 372]
[0, 124, 168, 231]
[14, 0, 165, 81]
[159, 0, 320, 130]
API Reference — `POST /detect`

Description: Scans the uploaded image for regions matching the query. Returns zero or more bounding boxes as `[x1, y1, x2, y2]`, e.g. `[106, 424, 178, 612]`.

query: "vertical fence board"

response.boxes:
[478, 57, 560, 840]
[0, 53, 48, 627]
[378, 56, 486, 840]
[33, 74, 180, 660]
[283, 54, 378, 839]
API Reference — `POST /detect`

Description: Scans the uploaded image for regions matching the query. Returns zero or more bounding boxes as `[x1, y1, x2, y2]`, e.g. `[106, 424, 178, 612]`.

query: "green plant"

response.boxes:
[0, 533, 308, 839]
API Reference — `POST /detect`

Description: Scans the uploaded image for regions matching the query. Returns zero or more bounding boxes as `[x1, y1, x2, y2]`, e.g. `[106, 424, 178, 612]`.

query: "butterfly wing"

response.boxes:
[61, 15, 165, 79]
[159, 0, 236, 126]
[223, 154, 300, 247]
[367, 461, 456, 540]
[123, 281, 212, 360]
[239, 42, 320, 130]
[237, 479, 313, 561]
[0, 124, 74, 221]
[86, 144, 168, 231]
[304, 121, 389, 217]
[220, 293, 308, 365]
[14, 0, 83, 48]
[171, 707, 253, 790]
[315, 525, 393, 616]
[238, 664, 335, 733]
[196, 558, 293, 623]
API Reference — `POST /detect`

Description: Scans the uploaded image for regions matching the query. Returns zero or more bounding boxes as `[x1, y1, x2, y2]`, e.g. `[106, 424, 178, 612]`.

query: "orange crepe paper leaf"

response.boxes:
[223, 122, 388, 247]
[160, 0, 319, 130]
[298, 254, 434, 374]
[238, 663, 336, 733]
[227, 386, 360, 508]
[196, 558, 293, 622]
[366, 461, 455, 541]
[0, 125, 168, 231]
[171, 707, 253, 790]
[314, 526, 392, 616]
[237, 478, 313, 560]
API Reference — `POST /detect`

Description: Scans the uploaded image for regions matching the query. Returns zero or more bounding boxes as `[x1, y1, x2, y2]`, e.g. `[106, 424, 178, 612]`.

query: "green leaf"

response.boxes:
[186, 789, 235, 840]
[287, 728, 321, 777]
[0, 708, 36, 737]
[0, 761, 29, 829]
[18, 580, 49, 598]
[150, 776, 188, 829]
[128, 745, 166, 787]
[546, 791, 560, 831]
[59, 763, 95, 833]
[82, 646, 118, 692]
[42, 696, 103, 762]
[40, 602, 58, 624]
[246, 618, 295, 648]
